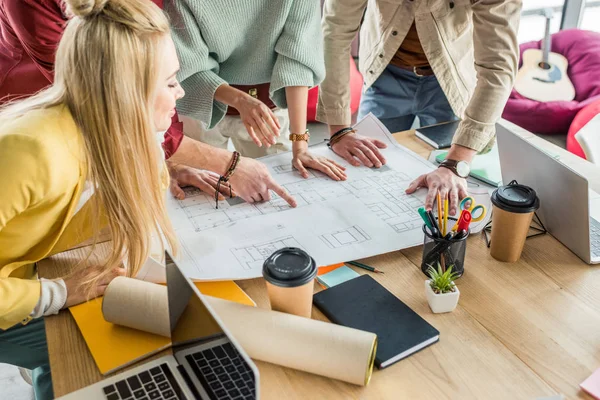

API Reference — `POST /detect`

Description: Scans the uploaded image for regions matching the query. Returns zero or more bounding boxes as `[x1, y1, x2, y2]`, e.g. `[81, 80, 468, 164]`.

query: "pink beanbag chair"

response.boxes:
[567, 98, 600, 159]
[307, 57, 363, 122]
[502, 29, 600, 135]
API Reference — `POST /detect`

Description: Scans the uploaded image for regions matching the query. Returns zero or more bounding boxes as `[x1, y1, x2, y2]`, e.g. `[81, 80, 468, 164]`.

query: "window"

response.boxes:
[581, 0, 600, 32]
[518, 0, 566, 43]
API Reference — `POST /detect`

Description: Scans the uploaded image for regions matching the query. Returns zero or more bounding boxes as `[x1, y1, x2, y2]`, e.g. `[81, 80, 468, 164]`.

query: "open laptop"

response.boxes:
[496, 124, 600, 264]
[60, 252, 259, 400]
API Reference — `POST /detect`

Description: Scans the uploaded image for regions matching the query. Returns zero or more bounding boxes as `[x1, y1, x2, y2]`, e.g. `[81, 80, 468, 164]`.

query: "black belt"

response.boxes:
[395, 64, 435, 77]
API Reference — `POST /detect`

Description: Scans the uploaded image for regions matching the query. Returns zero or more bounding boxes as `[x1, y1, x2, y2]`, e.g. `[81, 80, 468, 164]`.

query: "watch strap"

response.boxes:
[289, 130, 310, 142]
[439, 159, 468, 178]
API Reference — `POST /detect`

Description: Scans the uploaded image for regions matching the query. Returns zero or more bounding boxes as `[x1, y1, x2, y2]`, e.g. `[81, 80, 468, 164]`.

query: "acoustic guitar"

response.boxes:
[514, 8, 575, 102]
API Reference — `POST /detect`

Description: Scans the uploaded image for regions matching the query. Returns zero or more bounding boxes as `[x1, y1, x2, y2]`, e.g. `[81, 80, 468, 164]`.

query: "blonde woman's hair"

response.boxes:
[0, 0, 178, 284]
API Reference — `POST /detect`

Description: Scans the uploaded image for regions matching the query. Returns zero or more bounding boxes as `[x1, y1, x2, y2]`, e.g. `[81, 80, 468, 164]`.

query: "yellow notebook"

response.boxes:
[69, 281, 255, 375]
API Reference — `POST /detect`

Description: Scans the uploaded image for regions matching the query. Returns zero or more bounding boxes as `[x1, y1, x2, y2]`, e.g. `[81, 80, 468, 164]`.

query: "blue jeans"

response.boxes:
[0, 318, 53, 400]
[358, 64, 458, 133]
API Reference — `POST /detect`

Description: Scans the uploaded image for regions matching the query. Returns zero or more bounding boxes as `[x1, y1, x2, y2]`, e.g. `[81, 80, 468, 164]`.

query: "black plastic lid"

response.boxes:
[491, 182, 540, 214]
[262, 247, 317, 288]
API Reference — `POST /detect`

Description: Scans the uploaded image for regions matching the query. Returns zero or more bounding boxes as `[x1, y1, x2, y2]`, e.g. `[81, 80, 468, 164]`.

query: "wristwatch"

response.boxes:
[289, 130, 310, 142]
[439, 159, 470, 178]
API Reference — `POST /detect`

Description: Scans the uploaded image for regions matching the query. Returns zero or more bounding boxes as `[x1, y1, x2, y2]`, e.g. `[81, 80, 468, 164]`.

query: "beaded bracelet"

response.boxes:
[215, 151, 240, 209]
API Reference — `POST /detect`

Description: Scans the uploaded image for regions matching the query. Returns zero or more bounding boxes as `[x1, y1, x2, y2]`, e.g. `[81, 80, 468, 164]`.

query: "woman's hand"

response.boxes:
[168, 163, 233, 201]
[62, 265, 126, 308]
[234, 94, 281, 148]
[292, 148, 347, 181]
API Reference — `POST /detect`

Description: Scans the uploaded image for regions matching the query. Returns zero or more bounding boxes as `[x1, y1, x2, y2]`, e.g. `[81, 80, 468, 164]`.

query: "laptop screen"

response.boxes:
[165, 252, 226, 346]
[165, 252, 258, 399]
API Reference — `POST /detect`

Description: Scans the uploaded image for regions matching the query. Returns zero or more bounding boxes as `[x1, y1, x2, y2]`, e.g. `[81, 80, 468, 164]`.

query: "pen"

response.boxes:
[347, 260, 385, 274]
[418, 207, 432, 229]
[425, 210, 440, 237]
[443, 197, 449, 236]
[436, 192, 443, 233]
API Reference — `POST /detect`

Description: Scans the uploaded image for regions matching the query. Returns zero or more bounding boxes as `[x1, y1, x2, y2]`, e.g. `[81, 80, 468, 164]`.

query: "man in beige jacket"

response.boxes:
[317, 0, 522, 215]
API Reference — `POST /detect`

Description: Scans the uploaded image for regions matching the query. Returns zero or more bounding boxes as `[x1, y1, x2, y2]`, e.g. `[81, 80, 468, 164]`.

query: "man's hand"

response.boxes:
[292, 149, 347, 181]
[406, 167, 468, 215]
[329, 126, 387, 168]
[168, 163, 233, 201]
[229, 157, 297, 206]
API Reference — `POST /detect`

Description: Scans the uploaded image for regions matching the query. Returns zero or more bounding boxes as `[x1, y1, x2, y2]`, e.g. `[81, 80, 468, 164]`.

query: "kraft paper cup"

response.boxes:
[489, 183, 540, 262]
[263, 247, 317, 318]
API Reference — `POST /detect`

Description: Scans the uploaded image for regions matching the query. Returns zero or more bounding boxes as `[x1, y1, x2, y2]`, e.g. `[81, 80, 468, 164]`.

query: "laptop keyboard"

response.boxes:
[103, 363, 185, 400]
[591, 218, 600, 259]
[185, 342, 256, 400]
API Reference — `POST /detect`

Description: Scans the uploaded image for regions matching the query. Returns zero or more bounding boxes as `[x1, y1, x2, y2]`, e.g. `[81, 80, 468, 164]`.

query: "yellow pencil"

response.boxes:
[436, 192, 443, 233]
[443, 197, 449, 236]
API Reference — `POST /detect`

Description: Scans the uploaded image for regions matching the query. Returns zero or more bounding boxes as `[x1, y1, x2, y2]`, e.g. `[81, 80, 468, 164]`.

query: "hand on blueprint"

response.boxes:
[63, 265, 126, 308]
[292, 148, 347, 181]
[406, 167, 468, 215]
[168, 163, 233, 201]
[330, 132, 387, 168]
[236, 95, 281, 147]
[229, 157, 297, 206]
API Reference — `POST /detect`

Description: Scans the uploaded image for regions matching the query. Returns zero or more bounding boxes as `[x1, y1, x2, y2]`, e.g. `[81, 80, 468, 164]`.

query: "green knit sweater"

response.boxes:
[165, 0, 325, 129]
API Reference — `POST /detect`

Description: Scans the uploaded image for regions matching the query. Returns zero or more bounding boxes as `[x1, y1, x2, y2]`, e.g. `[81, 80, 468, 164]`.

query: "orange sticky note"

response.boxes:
[317, 263, 345, 276]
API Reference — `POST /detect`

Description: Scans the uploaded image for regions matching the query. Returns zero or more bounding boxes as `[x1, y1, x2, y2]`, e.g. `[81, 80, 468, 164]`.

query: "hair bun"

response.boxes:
[65, 0, 109, 18]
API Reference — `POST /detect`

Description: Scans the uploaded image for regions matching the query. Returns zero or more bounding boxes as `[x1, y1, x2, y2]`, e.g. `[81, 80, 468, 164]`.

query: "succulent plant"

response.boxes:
[426, 263, 459, 294]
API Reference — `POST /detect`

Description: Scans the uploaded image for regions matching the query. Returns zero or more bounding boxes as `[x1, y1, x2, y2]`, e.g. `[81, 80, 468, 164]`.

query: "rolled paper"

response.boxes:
[102, 277, 377, 386]
[102, 276, 170, 337]
[207, 296, 377, 386]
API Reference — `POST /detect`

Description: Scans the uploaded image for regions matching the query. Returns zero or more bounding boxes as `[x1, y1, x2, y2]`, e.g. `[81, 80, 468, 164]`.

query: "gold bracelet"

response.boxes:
[289, 129, 310, 142]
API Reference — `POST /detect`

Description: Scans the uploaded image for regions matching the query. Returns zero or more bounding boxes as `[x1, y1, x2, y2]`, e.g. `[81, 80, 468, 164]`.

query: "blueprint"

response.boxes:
[166, 114, 490, 280]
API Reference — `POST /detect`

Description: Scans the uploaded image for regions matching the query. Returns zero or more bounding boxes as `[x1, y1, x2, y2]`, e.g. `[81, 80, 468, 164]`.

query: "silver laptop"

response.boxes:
[496, 124, 600, 264]
[60, 252, 259, 400]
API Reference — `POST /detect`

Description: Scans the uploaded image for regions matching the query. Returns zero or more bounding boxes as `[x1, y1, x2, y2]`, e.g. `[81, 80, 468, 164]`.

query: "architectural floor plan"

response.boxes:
[166, 114, 492, 280]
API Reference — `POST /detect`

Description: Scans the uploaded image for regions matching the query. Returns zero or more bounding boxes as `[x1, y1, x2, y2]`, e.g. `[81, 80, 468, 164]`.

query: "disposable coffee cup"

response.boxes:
[490, 183, 540, 262]
[262, 247, 317, 318]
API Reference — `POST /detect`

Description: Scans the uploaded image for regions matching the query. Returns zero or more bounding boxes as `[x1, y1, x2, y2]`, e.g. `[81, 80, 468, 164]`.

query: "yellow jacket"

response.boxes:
[0, 105, 92, 329]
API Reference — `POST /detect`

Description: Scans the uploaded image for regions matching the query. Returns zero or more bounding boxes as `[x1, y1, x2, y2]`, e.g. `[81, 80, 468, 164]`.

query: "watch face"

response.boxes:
[456, 161, 470, 178]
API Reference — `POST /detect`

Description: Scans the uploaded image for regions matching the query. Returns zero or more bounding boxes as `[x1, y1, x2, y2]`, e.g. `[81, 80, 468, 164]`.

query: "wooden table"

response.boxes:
[41, 128, 600, 399]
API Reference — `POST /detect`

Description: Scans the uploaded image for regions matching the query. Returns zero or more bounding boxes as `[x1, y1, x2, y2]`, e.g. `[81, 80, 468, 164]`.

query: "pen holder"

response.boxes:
[421, 217, 468, 279]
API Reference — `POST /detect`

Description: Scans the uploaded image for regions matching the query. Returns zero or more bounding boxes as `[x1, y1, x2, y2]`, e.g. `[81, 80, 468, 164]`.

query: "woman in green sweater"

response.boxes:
[165, 0, 346, 186]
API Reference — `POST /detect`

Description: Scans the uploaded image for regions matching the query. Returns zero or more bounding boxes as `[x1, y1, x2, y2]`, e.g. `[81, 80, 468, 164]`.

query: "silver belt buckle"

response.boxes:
[413, 66, 424, 77]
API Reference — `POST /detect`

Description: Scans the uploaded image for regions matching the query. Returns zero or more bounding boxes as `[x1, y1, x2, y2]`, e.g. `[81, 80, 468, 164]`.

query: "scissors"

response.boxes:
[452, 197, 487, 232]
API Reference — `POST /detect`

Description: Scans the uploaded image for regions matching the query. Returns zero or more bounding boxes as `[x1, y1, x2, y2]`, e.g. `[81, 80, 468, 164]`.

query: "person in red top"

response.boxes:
[0, 0, 297, 206]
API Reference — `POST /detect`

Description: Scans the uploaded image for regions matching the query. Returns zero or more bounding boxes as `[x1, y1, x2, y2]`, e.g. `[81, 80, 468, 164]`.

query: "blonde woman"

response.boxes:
[0, 0, 192, 398]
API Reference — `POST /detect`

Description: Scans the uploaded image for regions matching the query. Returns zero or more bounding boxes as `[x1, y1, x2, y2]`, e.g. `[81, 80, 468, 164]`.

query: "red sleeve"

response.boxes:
[4, 0, 66, 83]
[162, 110, 184, 159]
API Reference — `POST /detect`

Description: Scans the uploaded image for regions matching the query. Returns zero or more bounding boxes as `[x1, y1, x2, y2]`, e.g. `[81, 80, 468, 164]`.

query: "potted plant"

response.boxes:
[425, 263, 460, 314]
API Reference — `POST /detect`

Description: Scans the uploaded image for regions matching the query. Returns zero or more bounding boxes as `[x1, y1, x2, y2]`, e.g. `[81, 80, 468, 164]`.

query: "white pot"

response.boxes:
[425, 280, 460, 314]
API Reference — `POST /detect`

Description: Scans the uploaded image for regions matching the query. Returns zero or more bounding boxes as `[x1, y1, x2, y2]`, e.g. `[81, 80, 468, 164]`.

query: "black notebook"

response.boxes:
[415, 120, 460, 149]
[313, 275, 439, 369]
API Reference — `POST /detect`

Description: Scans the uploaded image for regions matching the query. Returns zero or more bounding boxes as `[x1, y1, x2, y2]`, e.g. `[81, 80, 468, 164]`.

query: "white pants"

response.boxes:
[179, 108, 292, 159]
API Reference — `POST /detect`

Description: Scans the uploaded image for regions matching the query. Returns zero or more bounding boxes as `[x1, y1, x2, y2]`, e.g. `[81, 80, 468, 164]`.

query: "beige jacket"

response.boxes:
[317, 0, 522, 151]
